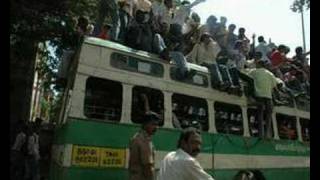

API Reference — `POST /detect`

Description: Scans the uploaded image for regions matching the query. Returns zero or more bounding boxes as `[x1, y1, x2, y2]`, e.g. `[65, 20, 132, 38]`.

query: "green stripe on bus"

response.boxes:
[49, 163, 128, 180]
[53, 118, 309, 156]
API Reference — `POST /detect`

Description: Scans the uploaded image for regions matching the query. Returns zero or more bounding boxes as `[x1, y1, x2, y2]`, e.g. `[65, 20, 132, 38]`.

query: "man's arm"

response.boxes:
[185, 159, 214, 180]
[189, 0, 206, 9]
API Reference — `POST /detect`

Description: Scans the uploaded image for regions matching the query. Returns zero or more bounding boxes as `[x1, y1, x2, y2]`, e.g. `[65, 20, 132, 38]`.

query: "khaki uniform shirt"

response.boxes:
[129, 130, 155, 180]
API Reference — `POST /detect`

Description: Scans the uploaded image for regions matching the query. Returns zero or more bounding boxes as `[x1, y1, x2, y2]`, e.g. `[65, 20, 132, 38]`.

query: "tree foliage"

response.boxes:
[291, 0, 310, 13]
[10, 0, 100, 121]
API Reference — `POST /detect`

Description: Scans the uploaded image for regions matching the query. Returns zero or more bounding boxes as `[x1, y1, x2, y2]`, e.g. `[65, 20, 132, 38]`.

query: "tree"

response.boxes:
[291, 0, 310, 13]
[10, 0, 99, 128]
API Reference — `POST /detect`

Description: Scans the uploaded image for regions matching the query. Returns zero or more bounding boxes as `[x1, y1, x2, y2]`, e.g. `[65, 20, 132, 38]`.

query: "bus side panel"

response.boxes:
[210, 168, 309, 180]
[49, 164, 128, 180]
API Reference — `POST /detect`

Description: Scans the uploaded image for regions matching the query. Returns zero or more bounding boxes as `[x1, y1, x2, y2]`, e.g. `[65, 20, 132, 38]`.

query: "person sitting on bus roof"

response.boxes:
[93, 0, 119, 41]
[129, 112, 160, 180]
[152, 22, 169, 55]
[255, 36, 272, 63]
[225, 24, 238, 54]
[97, 24, 112, 40]
[186, 33, 226, 90]
[182, 12, 202, 55]
[118, 0, 133, 43]
[215, 16, 228, 49]
[161, 23, 197, 80]
[171, 0, 206, 27]
[125, 9, 153, 52]
[199, 15, 219, 41]
[237, 27, 250, 56]
[270, 44, 291, 80]
[247, 60, 282, 139]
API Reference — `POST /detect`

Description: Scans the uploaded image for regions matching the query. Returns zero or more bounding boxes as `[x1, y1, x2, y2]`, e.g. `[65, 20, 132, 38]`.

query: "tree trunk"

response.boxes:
[10, 39, 38, 142]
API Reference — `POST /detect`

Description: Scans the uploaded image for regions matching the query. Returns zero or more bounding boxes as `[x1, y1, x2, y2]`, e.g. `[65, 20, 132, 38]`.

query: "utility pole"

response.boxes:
[300, 3, 307, 52]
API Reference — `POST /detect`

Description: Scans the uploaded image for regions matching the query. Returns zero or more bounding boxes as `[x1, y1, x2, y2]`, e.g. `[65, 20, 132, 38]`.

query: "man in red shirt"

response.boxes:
[270, 45, 290, 79]
[97, 24, 111, 40]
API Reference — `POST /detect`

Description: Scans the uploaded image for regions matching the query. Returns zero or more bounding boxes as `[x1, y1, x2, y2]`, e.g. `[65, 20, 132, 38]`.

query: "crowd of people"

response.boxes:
[65, 0, 310, 136]
[72, 0, 309, 100]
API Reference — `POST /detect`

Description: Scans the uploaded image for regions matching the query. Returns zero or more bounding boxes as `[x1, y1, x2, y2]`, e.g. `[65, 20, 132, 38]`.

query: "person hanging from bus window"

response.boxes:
[172, 103, 182, 129]
[186, 32, 227, 90]
[129, 112, 160, 180]
[157, 127, 214, 180]
[279, 120, 296, 140]
[247, 60, 282, 139]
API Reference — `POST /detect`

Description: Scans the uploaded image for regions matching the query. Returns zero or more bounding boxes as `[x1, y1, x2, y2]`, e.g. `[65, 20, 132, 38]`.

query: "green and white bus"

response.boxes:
[49, 37, 310, 180]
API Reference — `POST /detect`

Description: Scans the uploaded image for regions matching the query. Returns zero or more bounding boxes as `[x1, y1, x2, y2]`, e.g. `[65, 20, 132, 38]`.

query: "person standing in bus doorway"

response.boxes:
[247, 60, 281, 139]
[157, 127, 214, 180]
[129, 112, 160, 180]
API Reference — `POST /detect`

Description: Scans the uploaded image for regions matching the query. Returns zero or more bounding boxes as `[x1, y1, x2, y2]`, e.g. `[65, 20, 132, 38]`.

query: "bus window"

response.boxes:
[170, 67, 208, 87]
[300, 118, 309, 142]
[247, 108, 259, 137]
[214, 102, 243, 135]
[84, 77, 122, 122]
[276, 114, 298, 140]
[172, 94, 208, 131]
[131, 86, 164, 126]
[110, 53, 164, 77]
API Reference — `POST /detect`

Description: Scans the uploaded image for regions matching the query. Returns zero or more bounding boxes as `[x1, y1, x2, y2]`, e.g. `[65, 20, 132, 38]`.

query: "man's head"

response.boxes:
[284, 46, 290, 55]
[295, 46, 303, 55]
[228, 24, 236, 32]
[200, 33, 213, 45]
[160, 22, 169, 34]
[181, 0, 190, 5]
[254, 51, 263, 61]
[77, 16, 89, 31]
[164, 0, 173, 9]
[190, 12, 201, 26]
[206, 15, 218, 27]
[220, 16, 227, 26]
[277, 44, 287, 53]
[142, 112, 160, 136]
[238, 27, 246, 35]
[177, 127, 202, 157]
[255, 59, 265, 68]
[258, 36, 265, 43]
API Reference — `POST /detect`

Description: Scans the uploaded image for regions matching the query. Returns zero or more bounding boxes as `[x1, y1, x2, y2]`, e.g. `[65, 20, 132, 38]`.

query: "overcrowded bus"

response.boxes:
[49, 37, 309, 180]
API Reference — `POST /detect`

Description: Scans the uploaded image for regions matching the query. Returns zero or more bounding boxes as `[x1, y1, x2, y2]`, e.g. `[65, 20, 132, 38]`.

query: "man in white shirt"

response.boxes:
[157, 127, 214, 180]
[255, 36, 272, 63]
[172, 0, 205, 27]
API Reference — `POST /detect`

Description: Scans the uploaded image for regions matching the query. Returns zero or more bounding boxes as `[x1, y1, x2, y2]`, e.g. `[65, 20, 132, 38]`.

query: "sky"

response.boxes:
[189, 0, 310, 60]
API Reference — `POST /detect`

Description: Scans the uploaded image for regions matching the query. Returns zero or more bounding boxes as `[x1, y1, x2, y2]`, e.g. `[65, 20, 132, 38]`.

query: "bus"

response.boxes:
[49, 37, 310, 180]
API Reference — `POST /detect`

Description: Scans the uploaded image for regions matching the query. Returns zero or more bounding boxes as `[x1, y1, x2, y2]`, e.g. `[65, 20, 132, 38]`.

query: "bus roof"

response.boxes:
[83, 36, 209, 74]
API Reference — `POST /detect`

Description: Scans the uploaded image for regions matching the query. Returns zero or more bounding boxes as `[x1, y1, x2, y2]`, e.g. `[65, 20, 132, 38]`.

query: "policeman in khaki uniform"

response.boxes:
[129, 112, 160, 180]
